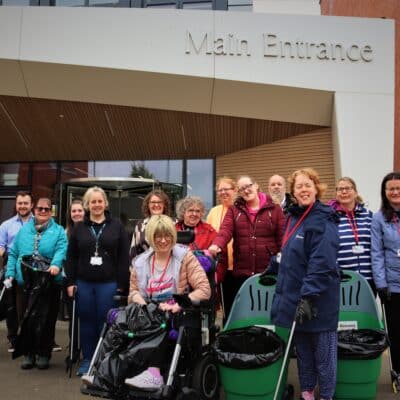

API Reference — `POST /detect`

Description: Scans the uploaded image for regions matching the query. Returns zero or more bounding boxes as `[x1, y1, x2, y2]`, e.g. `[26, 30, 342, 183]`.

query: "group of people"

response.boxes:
[0, 169, 399, 400]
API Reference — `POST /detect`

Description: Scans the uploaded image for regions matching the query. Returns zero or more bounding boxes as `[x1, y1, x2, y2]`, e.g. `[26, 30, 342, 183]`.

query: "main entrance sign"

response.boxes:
[185, 31, 373, 62]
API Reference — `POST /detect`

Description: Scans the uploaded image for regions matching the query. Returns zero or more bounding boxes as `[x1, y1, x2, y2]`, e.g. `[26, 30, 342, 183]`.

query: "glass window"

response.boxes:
[60, 162, 89, 182]
[55, 0, 86, 6]
[2, 0, 30, 5]
[31, 163, 58, 200]
[0, 163, 30, 186]
[228, 0, 252, 11]
[88, 160, 183, 184]
[186, 159, 213, 212]
[89, 0, 119, 6]
[183, 0, 212, 9]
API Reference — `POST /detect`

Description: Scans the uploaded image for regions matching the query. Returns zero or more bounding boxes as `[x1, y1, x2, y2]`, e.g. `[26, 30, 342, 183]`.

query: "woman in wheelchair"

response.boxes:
[82, 214, 211, 392]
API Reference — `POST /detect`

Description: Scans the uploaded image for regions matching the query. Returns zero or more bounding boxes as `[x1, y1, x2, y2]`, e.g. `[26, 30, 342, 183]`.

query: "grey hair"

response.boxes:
[175, 196, 205, 221]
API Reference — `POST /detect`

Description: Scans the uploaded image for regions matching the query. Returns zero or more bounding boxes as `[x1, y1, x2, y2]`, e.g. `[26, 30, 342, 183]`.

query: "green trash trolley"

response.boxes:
[335, 271, 386, 400]
[216, 274, 293, 400]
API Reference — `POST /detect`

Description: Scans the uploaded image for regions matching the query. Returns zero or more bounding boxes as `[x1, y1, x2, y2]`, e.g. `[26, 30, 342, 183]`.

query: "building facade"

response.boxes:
[0, 0, 397, 218]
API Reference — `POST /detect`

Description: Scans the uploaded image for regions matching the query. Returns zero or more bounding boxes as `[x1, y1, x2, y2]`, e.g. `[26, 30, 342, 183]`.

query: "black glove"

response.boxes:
[295, 298, 317, 324]
[378, 287, 391, 304]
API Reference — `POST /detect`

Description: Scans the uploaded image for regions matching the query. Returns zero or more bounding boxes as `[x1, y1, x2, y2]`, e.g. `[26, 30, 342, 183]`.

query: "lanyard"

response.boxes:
[219, 206, 227, 227]
[33, 232, 41, 255]
[150, 253, 172, 284]
[346, 211, 359, 244]
[90, 224, 106, 256]
[393, 215, 400, 236]
[282, 203, 314, 248]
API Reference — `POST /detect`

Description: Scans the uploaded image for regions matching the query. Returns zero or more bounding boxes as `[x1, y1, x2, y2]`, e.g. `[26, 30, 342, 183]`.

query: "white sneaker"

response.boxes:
[125, 369, 164, 391]
[81, 375, 94, 385]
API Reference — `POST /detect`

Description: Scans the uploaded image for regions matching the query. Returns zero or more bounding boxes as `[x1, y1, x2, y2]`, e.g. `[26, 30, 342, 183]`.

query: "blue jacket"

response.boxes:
[371, 210, 400, 293]
[271, 201, 340, 332]
[5, 217, 68, 286]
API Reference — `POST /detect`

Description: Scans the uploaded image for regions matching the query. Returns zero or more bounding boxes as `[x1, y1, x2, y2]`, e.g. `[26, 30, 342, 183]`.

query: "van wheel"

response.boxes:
[191, 354, 220, 400]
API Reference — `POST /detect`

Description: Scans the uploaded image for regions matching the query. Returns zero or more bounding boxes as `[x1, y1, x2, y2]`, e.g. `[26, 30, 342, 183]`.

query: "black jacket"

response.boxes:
[65, 211, 129, 291]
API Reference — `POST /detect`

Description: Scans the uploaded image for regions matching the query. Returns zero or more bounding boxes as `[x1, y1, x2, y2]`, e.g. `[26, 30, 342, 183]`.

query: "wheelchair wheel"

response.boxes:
[191, 354, 220, 400]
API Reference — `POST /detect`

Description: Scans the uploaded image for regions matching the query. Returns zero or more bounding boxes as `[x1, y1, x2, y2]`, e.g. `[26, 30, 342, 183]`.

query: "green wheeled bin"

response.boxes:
[335, 271, 387, 400]
[215, 274, 293, 400]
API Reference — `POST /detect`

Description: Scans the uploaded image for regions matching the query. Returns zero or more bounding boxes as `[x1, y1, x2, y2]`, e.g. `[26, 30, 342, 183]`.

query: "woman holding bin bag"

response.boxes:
[5, 197, 68, 370]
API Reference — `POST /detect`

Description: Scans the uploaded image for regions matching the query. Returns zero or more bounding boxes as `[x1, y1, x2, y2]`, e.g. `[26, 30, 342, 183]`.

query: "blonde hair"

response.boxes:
[336, 177, 364, 204]
[145, 215, 177, 249]
[82, 186, 109, 211]
[288, 168, 327, 200]
[216, 176, 237, 191]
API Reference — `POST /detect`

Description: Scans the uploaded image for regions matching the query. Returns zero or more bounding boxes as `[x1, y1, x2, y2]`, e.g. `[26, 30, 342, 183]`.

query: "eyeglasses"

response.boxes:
[386, 186, 400, 193]
[155, 235, 172, 242]
[217, 188, 233, 193]
[336, 186, 354, 193]
[149, 201, 164, 205]
[35, 207, 51, 213]
[186, 208, 202, 214]
[238, 183, 254, 194]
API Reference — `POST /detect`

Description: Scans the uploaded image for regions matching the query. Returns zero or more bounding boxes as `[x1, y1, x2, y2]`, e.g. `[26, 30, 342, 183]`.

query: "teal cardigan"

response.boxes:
[5, 217, 68, 285]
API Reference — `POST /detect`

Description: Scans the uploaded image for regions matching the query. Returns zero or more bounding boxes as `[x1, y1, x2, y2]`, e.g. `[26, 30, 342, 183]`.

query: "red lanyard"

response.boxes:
[151, 253, 171, 283]
[393, 215, 400, 236]
[346, 211, 359, 244]
[219, 206, 227, 227]
[282, 203, 314, 248]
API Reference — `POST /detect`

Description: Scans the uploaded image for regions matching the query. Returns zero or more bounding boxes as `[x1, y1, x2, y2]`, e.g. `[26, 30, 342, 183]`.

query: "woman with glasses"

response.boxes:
[209, 175, 285, 316]
[81, 215, 210, 390]
[206, 177, 237, 320]
[175, 196, 217, 250]
[4, 197, 68, 370]
[371, 171, 400, 386]
[65, 186, 129, 376]
[130, 190, 171, 261]
[328, 177, 375, 293]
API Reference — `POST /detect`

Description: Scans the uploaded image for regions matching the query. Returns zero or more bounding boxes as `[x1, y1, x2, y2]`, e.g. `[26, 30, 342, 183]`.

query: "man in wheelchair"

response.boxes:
[81, 215, 212, 397]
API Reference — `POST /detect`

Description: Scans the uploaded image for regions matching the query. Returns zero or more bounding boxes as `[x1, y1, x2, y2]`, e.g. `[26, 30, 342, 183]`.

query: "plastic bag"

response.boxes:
[213, 326, 284, 369]
[337, 329, 389, 360]
[94, 302, 168, 392]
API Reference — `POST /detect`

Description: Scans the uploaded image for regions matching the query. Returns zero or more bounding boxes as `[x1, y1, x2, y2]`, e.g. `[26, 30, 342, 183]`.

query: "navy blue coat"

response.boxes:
[271, 201, 340, 332]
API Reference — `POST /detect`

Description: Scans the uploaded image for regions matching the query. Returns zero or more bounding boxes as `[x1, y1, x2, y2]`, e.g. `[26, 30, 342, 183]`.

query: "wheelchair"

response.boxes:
[80, 248, 220, 400]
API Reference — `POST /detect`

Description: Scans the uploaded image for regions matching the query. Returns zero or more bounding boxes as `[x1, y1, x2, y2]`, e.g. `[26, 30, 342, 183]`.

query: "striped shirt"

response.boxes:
[334, 203, 373, 281]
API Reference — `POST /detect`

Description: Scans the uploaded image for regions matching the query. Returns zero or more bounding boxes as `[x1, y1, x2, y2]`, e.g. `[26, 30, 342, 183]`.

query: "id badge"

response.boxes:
[352, 245, 364, 254]
[90, 256, 103, 266]
[276, 252, 282, 264]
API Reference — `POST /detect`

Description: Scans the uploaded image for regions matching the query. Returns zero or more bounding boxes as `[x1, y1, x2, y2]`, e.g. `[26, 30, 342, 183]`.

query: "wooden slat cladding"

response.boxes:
[216, 129, 336, 202]
[0, 95, 325, 162]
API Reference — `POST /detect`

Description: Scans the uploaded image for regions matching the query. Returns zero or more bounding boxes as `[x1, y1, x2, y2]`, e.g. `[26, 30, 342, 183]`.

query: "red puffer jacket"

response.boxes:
[212, 193, 285, 278]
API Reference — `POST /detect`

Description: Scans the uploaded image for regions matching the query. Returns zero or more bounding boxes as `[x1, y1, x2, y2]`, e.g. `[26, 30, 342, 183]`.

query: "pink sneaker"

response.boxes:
[300, 390, 315, 400]
[125, 369, 164, 391]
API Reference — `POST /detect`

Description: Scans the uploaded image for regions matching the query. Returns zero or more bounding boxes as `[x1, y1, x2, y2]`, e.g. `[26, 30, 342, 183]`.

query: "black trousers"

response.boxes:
[221, 272, 248, 324]
[384, 293, 400, 373]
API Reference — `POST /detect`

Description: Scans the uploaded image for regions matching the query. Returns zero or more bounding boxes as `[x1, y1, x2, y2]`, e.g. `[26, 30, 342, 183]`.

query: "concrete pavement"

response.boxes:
[0, 321, 398, 399]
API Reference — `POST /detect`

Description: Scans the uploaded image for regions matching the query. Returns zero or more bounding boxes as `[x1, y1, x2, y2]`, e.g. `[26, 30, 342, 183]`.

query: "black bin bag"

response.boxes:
[213, 326, 284, 369]
[338, 329, 389, 360]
